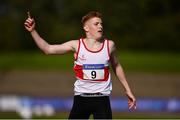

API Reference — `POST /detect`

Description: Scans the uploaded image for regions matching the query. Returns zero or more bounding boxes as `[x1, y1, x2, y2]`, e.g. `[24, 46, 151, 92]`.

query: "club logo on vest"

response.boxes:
[79, 55, 86, 61]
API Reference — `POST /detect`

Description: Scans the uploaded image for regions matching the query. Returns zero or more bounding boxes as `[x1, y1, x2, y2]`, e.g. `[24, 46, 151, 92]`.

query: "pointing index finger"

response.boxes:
[27, 11, 31, 18]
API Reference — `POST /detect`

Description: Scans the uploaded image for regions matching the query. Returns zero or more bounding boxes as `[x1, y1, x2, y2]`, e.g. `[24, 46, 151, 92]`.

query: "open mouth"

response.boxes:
[98, 30, 103, 33]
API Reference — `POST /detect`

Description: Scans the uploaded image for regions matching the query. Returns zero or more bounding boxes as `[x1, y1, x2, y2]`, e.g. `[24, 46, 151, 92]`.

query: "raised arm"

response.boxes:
[24, 12, 78, 55]
[109, 40, 136, 109]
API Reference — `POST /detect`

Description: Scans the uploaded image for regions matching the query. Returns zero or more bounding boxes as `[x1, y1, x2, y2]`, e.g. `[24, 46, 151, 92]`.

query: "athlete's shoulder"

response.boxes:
[107, 40, 115, 46]
[68, 39, 81, 52]
[106, 39, 116, 53]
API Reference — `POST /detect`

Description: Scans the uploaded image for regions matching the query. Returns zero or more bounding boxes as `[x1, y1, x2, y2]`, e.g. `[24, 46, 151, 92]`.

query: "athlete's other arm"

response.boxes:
[109, 40, 136, 109]
[24, 12, 77, 54]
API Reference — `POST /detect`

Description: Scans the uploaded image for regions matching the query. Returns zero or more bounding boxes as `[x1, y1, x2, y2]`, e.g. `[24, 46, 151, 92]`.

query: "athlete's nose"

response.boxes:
[98, 23, 103, 30]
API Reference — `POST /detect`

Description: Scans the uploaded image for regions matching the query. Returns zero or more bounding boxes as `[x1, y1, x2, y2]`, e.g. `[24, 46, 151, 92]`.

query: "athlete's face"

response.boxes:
[84, 17, 103, 40]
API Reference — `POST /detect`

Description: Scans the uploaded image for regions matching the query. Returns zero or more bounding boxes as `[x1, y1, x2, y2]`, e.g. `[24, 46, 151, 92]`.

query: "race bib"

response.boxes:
[83, 64, 105, 80]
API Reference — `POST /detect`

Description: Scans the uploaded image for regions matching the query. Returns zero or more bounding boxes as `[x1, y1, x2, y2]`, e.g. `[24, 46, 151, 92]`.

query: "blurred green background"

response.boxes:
[0, 0, 180, 119]
[0, 0, 179, 52]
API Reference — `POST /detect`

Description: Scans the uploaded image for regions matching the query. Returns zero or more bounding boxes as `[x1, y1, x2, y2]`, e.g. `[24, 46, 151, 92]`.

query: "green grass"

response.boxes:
[0, 51, 180, 73]
[119, 51, 180, 73]
[0, 52, 74, 71]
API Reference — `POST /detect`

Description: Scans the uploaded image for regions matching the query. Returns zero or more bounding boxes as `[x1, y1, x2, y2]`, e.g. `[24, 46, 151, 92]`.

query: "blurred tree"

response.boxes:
[0, 0, 179, 52]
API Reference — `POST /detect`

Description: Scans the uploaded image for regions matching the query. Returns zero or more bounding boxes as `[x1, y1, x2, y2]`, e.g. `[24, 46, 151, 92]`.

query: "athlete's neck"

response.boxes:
[83, 37, 104, 51]
[84, 38, 101, 46]
[85, 36, 103, 42]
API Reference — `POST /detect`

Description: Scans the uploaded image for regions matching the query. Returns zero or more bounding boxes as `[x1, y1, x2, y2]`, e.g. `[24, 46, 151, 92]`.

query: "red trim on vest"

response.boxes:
[74, 64, 83, 79]
[74, 39, 81, 61]
[106, 39, 111, 60]
[82, 38, 105, 53]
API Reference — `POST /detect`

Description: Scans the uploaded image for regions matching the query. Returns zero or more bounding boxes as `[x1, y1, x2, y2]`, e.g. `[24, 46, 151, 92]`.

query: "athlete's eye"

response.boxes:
[94, 22, 99, 26]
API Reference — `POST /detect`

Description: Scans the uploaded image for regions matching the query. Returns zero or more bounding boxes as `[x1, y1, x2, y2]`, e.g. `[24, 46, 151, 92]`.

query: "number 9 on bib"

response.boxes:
[83, 64, 105, 80]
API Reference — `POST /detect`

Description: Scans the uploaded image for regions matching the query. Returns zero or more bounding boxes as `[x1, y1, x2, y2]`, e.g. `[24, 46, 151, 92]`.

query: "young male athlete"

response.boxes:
[24, 11, 136, 119]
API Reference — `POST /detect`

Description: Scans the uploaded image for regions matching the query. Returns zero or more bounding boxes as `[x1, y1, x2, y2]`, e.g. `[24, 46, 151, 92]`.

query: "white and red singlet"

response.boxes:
[73, 38, 112, 95]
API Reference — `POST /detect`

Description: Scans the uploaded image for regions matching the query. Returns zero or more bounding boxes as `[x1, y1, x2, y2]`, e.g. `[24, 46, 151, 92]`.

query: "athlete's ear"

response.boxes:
[83, 25, 89, 32]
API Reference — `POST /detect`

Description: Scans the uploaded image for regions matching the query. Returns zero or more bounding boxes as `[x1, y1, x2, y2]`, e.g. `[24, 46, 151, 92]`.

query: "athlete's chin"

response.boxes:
[96, 35, 103, 40]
